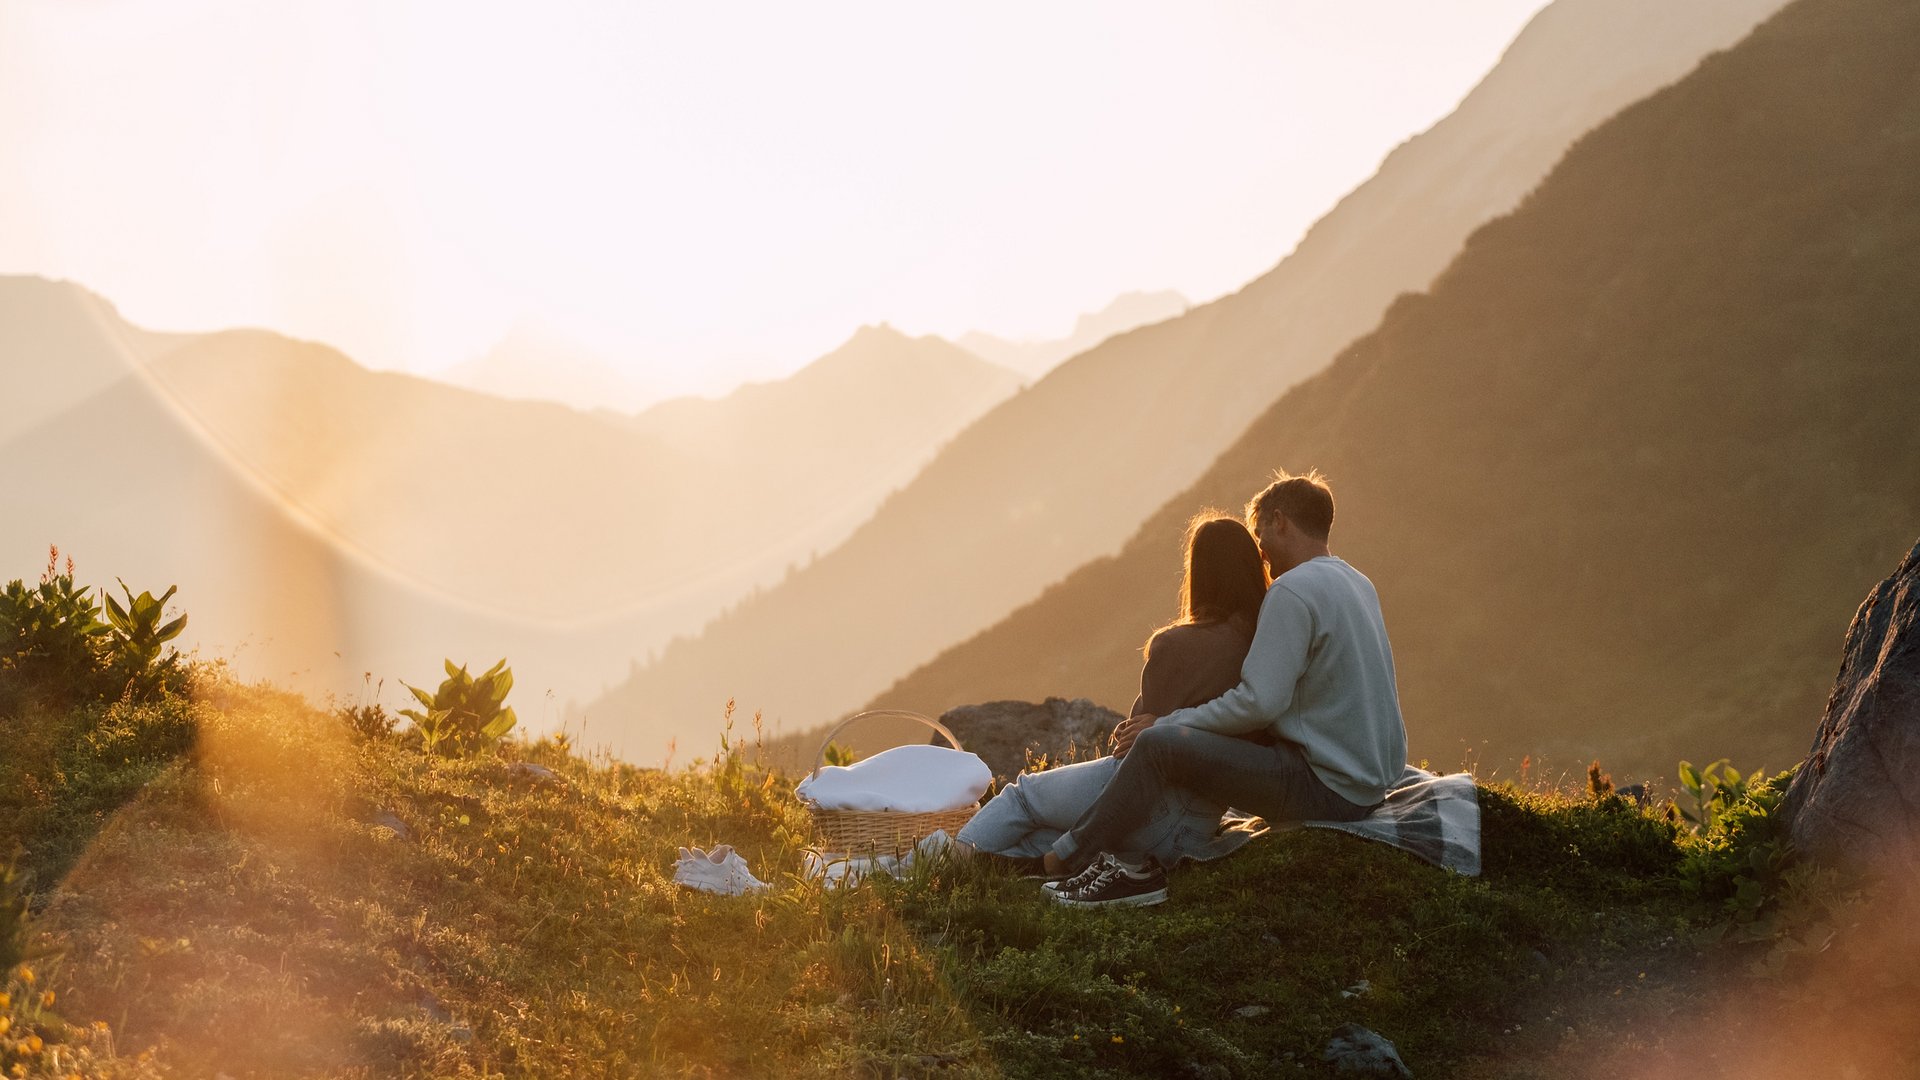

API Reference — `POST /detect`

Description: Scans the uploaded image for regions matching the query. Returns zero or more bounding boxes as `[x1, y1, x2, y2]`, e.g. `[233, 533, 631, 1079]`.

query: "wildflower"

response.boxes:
[1111, 1035, 1124, 1044]
[0, 991, 9, 1009]
[25, 1034, 43, 1053]
[18, 968, 34, 986]
[40, 991, 54, 1008]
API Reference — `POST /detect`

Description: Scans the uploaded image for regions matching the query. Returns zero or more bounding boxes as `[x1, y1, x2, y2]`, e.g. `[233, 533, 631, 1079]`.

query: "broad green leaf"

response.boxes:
[481, 707, 517, 740]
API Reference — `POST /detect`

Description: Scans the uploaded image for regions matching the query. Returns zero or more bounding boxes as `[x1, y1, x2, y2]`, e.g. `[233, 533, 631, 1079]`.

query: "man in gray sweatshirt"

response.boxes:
[1045, 470, 1408, 908]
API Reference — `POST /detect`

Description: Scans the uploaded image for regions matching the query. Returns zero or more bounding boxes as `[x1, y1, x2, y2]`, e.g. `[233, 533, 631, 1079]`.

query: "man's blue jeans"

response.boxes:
[1049, 724, 1372, 871]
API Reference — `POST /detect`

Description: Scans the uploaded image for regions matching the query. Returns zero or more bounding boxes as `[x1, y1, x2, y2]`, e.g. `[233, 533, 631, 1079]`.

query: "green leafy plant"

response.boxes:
[399, 659, 517, 757]
[0, 548, 110, 697]
[1675, 757, 1764, 834]
[1678, 765, 1797, 939]
[102, 579, 188, 701]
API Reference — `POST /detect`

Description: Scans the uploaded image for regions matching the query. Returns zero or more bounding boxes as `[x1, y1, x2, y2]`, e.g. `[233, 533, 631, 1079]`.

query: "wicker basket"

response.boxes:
[804, 710, 979, 856]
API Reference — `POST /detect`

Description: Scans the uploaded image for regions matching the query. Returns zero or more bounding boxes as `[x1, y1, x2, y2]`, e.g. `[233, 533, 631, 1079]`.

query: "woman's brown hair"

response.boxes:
[1177, 514, 1268, 627]
[1144, 515, 1268, 656]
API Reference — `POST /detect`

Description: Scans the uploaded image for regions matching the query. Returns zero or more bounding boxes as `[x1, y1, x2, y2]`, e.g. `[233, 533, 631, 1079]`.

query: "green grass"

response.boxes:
[7, 675, 1909, 1078]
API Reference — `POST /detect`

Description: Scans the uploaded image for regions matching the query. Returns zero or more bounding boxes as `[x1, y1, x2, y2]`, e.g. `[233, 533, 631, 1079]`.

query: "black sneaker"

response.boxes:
[1039, 857, 1106, 893]
[1047, 853, 1168, 909]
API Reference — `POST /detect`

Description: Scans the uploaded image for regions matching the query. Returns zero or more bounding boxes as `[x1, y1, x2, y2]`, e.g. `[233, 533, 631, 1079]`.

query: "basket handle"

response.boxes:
[809, 709, 965, 781]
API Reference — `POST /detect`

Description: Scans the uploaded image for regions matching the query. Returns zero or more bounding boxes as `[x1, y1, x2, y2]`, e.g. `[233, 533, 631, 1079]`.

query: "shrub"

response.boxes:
[1678, 766, 1797, 937]
[0, 549, 109, 703]
[337, 675, 397, 742]
[0, 548, 191, 707]
[101, 579, 188, 701]
[399, 659, 517, 757]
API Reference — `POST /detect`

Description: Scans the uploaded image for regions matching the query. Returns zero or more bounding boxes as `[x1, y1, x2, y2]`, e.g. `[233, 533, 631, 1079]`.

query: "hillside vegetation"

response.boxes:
[6, 565, 1918, 1078]
[872, 0, 1920, 784]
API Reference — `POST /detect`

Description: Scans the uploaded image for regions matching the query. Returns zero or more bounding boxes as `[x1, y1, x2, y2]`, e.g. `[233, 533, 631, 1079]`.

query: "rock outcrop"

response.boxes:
[935, 698, 1121, 781]
[1781, 537, 1920, 887]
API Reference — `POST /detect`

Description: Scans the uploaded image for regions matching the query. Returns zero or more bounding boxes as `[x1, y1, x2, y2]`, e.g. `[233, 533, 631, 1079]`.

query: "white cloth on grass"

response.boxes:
[794, 744, 992, 813]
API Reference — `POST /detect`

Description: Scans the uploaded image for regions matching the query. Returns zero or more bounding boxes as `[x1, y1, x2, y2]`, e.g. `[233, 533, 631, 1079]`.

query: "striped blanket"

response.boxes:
[1297, 766, 1482, 876]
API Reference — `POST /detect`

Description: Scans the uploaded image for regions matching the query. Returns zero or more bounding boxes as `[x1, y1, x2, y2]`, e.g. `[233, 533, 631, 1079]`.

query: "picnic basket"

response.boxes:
[803, 710, 979, 855]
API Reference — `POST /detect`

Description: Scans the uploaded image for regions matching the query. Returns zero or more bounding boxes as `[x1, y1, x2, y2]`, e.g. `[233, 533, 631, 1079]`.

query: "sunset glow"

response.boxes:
[2, 0, 1547, 399]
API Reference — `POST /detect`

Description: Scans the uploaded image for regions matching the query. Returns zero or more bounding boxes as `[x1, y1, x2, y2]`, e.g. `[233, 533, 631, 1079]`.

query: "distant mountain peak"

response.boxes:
[956, 290, 1190, 380]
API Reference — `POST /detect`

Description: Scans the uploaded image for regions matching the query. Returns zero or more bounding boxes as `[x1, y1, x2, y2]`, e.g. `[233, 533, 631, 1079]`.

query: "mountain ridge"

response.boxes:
[863, 0, 1920, 783]
[581, 0, 1793, 764]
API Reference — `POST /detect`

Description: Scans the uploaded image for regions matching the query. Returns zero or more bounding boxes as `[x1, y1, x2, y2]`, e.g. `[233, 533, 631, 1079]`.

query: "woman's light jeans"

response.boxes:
[958, 754, 1232, 864]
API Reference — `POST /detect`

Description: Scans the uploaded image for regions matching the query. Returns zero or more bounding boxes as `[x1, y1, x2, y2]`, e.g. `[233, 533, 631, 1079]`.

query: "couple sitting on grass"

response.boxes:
[956, 469, 1407, 909]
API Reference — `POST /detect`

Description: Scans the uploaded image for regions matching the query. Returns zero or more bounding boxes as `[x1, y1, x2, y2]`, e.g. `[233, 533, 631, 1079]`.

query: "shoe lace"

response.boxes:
[1063, 855, 1127, 896]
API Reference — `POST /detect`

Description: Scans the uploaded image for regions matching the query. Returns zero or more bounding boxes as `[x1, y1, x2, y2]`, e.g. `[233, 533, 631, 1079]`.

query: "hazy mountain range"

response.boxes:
[580, 0, 1794, 764]
[435, 293, 1188, 414]
[1, 281, 1017, 707]
[956, 291, 1190, 381]
[862, 0, 1920, 782]
[438, 323, 665, 416]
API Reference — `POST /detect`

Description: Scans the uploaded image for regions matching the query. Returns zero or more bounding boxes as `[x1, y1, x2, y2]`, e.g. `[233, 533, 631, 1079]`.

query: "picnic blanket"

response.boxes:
[1298, 765, 1481, 876]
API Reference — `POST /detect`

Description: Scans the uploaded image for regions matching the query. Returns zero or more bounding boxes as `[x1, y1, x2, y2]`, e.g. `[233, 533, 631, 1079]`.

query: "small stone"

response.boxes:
[1234, 1005, 1271, 1019]
[1341, 979, 1371, 999]
[1323, 1023, 1413, 1078]
[507, 761, 564, 786]
[448, 1025, 473, 1044]
[1529, 949, 1552, 970]
[369, 810, 410, 841]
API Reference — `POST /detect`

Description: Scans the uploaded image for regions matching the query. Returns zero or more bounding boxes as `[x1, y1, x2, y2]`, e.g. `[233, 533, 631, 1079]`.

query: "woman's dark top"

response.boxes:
[1130, 613, 1257, 719]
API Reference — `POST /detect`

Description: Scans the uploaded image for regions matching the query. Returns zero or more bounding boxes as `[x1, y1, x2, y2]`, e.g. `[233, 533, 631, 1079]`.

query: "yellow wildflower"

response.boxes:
[17, 968, 34, 986]
[0, 991, 9, 1009]
[25, 1034, 43, 1053]
[1111, 1035, 1124, 1044]
[40, 991, 53, 1008]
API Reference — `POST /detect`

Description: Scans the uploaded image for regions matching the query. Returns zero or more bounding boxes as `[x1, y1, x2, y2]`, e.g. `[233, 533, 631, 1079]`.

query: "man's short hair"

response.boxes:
[1245, 469, 1334, 541]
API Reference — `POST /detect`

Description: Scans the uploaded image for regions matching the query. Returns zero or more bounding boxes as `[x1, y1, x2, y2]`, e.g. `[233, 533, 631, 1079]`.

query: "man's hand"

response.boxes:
[1112, 713, 1157, 758]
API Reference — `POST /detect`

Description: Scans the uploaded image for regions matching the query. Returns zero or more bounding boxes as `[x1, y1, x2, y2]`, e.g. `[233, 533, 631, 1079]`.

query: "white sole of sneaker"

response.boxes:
[1049, 887, 1169, 909]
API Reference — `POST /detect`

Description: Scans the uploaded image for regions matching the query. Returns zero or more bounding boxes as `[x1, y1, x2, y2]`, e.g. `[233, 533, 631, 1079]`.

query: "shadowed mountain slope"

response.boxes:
[584, 0, 1791, 763]
[868, 0, 1920, 783]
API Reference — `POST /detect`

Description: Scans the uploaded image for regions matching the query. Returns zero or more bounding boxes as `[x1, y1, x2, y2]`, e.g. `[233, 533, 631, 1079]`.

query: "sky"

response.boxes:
[1, 1, 1550, 400]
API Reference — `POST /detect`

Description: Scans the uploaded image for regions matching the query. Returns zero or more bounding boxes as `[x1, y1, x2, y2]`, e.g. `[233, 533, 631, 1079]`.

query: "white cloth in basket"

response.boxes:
[795, 744, 992, 813]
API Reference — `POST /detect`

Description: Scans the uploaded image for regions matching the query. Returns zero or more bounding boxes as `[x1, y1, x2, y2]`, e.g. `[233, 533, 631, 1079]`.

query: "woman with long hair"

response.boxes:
[955, 514, 1271, 866]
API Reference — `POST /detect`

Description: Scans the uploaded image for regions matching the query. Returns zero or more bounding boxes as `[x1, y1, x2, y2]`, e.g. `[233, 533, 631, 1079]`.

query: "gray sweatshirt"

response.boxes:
[1158, 555, 1406, 805]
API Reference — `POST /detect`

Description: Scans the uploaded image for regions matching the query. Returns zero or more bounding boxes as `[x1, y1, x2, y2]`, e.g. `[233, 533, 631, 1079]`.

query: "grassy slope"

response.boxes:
[16, 677, 1918, 1079]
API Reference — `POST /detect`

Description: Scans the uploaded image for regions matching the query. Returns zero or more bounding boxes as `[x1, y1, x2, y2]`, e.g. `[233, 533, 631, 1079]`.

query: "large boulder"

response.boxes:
[1781, 537, 1920, 887]
[936, 697, 1122, 782]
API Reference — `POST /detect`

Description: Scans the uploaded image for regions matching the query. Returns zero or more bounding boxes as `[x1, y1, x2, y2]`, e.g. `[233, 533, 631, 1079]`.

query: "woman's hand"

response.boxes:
[1112, 713, 1157, 758]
